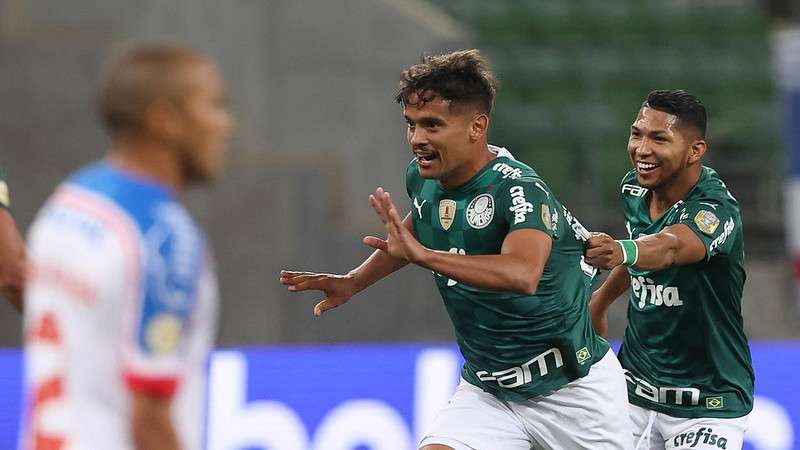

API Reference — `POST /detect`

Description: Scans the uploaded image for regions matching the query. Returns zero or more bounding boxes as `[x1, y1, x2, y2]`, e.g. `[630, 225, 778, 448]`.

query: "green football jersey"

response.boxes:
[618, 166, 754, 418]
[0, 169, 9, 209]
[405, 148, 609, 401]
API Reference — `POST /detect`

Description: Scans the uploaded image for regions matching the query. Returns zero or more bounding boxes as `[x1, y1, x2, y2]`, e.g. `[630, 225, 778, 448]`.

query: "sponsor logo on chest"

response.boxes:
[631, 276, 684, 309]
[508, 186, 534, 224]
[466, 194, 494, 229]
[622, 183, 648, 197]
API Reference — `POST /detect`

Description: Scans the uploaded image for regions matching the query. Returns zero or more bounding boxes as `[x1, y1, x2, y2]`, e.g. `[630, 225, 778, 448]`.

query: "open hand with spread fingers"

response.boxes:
[279, 270, 359, 317]
[363, 187, 428, 264]
[584, 232, 624, 270]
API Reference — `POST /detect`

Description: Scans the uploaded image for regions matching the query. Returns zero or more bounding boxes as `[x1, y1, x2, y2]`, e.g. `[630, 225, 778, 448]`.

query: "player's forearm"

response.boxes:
[1, 282, 22, 312]
[0, 213, 25, 311]
[417, 250, 540, 295]
[630, 232, 680, 271]
[592, 265, 630, 308]
[131, 393, 181, 450]
[348, 249, 409, 294]
[0, 260, 25, 312]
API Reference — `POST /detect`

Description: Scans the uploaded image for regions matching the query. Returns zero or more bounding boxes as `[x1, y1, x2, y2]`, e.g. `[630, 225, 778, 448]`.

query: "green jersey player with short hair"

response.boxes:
[586, 90, 754, 450]
[283, 49, 633, 450]
[406, 148, 609, 401]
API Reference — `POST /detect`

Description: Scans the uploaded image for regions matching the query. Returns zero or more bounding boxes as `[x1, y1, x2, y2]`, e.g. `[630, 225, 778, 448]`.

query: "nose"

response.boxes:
[633, 137, 653, 157]
[409, 126, 427, 147]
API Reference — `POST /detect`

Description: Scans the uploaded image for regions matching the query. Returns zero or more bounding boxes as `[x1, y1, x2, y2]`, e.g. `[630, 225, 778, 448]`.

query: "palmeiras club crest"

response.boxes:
[466, 194, 495, 229]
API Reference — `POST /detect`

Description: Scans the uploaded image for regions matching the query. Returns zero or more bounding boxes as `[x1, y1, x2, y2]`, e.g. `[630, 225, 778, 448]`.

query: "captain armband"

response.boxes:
[616, 239, 639, 266]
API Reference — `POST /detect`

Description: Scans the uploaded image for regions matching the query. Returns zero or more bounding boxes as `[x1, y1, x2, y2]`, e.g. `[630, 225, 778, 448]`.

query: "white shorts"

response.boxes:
[630, 403, 749, 450]
[419, 349, 633, 450]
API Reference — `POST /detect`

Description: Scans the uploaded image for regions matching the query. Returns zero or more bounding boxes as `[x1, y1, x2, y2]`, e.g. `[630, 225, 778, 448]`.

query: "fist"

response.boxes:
[584, 232, 623, 270]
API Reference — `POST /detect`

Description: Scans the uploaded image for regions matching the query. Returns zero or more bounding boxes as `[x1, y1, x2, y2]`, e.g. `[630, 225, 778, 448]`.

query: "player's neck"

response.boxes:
[649, 164, 702, 217]
[107, 136, 185, 194]
[439, 143, 495, 190]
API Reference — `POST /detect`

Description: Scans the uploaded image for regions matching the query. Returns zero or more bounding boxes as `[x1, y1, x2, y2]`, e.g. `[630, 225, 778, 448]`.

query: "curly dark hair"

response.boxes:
[395, 49, 497, 114]
[643, 90, 707, 138]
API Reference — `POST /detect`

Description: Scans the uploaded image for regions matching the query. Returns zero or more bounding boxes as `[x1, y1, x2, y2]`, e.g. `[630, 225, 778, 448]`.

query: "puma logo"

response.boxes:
[413, 197, 426, 219]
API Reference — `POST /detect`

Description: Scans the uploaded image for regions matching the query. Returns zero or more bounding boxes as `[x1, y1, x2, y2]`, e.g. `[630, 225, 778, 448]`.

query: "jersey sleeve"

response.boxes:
[496, 177, 556, 236]
[676, 197, 739, 258]
[122, 204, 206, 397]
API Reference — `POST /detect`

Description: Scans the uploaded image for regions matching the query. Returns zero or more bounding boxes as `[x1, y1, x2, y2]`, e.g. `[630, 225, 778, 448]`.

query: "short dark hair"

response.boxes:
[395, 49, 497, 114]
[643, 90, 707, 138]
[97, 42, 206, 136]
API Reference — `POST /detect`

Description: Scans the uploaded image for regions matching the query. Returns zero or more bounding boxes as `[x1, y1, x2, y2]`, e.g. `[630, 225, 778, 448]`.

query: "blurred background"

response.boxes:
[0, 0, 798, 449]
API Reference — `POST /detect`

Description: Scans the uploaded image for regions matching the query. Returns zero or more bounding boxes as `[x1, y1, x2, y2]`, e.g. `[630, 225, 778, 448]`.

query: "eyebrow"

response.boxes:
[405, 115, 445, 126]
[631, 125, 669, 136]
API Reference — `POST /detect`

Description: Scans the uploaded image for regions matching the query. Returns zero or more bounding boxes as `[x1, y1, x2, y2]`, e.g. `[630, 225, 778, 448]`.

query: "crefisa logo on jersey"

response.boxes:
[631, 276, 684, 309]
[466, 194, 494, 229]
[491, 162, 523, 180]
[508, 186, 534, 225]
[673, 427, 730, 449]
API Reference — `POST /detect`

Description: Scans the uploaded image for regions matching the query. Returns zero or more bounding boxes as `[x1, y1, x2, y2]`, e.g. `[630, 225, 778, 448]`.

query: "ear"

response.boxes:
[469, 113, 489, 142]
[688, 139, 706, 165]
[143, 100, 183, 140]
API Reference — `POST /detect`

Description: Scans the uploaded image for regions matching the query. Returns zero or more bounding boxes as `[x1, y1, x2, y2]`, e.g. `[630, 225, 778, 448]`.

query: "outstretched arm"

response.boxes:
[584, 224, 706, 272]
[366, 188, 550, 295]
[280, 213, 413, 316]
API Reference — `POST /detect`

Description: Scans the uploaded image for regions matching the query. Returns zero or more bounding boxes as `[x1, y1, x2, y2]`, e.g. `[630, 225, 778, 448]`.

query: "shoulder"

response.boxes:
[67, 162, 204, 246]
[693, 166, 739, 206]
[679, 167, 740, 225]
[489, 157, 540, 185]
[493, 160, 552, 205]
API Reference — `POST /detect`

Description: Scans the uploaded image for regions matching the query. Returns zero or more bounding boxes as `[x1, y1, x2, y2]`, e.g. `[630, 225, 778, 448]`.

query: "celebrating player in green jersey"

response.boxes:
[585, 90, 754, 450]
[0, 169, 25, 311]
[282, 49, 632, 450]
